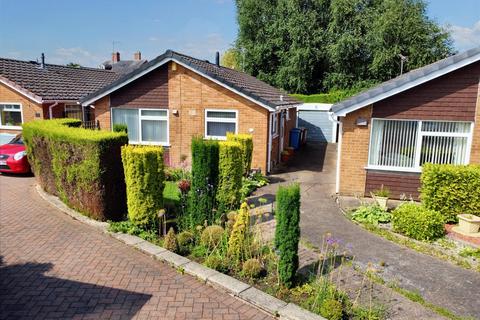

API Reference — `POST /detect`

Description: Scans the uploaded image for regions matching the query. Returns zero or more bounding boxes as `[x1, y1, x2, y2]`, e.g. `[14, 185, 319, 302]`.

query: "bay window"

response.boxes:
[0, 104, 22, 128]
[205, 110, 237, 139]
[368, 119, 472, 171]
[112, 108, 168, 145]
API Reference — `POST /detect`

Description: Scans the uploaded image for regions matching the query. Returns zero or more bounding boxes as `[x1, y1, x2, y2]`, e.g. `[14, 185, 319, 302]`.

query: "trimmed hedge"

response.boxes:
[391, 203, 445, 241]
[216, 141, 243, 214]
[227, 133, 253, 175]
[275, 183, 301, 288]
[23, 119, 128, 221]
[186, 137, 219, 227]
[113, 123, 128, 134]
[420, 164, 480, 223]
[121, 145, 165, 228]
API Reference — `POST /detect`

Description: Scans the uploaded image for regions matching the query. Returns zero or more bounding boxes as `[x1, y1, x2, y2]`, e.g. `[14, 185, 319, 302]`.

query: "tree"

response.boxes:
[66, 62, 81, 68]
[235, 0, 453, 94]
[221, 48, 241, 70]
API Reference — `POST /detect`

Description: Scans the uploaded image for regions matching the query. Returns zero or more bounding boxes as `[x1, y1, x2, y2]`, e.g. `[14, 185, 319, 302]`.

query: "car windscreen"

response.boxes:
[8, 135, 24, 145]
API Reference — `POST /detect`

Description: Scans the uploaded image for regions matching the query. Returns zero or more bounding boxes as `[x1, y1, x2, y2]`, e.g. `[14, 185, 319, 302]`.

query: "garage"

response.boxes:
[297, 103, 337, 143]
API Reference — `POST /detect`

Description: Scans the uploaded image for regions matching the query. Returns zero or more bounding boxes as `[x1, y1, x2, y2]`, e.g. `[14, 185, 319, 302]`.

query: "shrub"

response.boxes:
[186, 137, 219, 227]
[165, 167, 191, 181]
[200, 225, 224, 249]
[217, 141, 243, 213]
[319, 299, 343, 320]
[227, 202, 250, 261]
[420, 164, 480, 223]
[241, 258, 262, 278]
[177, 231, 195, 247]
[204, 254, 228, 272]
[391, 203, 445, 241]
[22, 119, 128, 221]
[274, 183, 301, 288]
[351, 205, 391, 226]
[163, 227, 179, 253]
[121, 145, 165, 228]
[240, 173, 269, 198]
[113, 123, 128, 133]
[226, 133, 253, 175]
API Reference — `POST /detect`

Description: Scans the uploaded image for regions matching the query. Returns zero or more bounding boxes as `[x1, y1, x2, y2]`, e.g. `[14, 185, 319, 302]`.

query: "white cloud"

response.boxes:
[176, 33, 231, 60]
[47, 47, 103, 67]
[449, 20, 480, 51]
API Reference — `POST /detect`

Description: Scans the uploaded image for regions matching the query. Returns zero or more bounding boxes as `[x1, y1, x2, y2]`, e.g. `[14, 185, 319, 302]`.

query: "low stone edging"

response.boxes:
[36, 185, 325, 320]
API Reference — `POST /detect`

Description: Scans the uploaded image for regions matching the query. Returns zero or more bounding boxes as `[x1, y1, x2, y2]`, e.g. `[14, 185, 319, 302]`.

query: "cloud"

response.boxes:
[449, 20, 480, 51]
[176, 33, 231, 60]
[47, 47, 103, 67]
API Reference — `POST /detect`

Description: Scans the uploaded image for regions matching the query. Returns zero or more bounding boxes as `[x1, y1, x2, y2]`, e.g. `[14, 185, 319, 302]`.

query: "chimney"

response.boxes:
[215, 51, 220, 66]
[40, 53, 45, 69]
[112, 52, 120, 63]
[133, 51, 142, 61]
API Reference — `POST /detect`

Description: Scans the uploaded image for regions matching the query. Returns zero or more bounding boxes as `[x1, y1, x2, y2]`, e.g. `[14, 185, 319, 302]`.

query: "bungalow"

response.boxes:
[0, 54, 119, 134]
[331, 47, 480, 199]
[80, 50, 300, 173]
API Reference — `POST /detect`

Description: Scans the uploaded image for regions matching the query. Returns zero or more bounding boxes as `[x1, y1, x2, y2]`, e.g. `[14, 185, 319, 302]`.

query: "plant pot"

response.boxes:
[375, 196, 389, 210]
[281, 153, 290, 162]
[285, 147, 294, 156]
[457, 214, 480, 234]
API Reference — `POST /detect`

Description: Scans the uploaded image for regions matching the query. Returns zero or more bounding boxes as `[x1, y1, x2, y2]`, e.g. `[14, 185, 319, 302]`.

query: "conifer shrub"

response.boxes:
[217, 141, 243, 213]
[274, 183, 301, 288]
[227, 133, 253, 175]
[177, 231, 195, 247]
[121, 145, 165, 228]
[186, 137, 219, 227]
[200, 225, 224, 249]
[22, 119, 128, 221]
[113, 123, 128, 134]
[227, 202, 250, 261]
[241, 258, 262, 278]
[163, 227, 179, 253]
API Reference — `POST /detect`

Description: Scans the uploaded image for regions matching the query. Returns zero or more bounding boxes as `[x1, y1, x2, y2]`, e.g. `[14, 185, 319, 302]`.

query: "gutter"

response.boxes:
[48, 102, 59, 119]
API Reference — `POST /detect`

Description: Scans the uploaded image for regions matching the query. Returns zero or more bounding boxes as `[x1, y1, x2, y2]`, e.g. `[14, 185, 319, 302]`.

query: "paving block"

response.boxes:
[207, 272, 250, 296]
[278, 303, 325, 320]
[183, 261, 220, 282]
[111, 233, 145, 246]
[155, 250, 190, 267]
[135, 241, 166, 256]
[239, 287, 287, 315]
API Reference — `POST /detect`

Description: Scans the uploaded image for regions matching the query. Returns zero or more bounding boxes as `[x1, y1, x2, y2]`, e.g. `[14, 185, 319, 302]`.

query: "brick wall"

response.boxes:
[470, 83, 480, 163]
[0, 83, 43, 134]
[365, 171, 421, 199]
[93, 96, 111, 130]
[339, 106, 372, 196]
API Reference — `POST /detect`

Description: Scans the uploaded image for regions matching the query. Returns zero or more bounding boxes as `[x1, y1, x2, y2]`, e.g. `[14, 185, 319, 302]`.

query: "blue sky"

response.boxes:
[0, 0, 478, 67]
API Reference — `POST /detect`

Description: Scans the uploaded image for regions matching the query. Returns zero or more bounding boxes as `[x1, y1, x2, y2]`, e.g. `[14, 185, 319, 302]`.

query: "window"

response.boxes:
[0, 104, 22, 128]
[112, 108, 168, 145]
[205, 110, 237, 139]
[368, 119, 472, 171]
[65, 105, 83, 120]
[271, 113, 278, 136]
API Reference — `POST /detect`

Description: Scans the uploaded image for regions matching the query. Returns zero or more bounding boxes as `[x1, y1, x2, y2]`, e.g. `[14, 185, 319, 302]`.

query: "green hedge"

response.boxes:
[420, 164, 480, 223]
[275, 183, 301, 288]
[216, 141, 243, 214]
[23, 119, 128, 221]
[186, 137, 219, 227]
[391, 203, 444, 241]
[121, 145, 165, 228]
[227, 133, 253, 175]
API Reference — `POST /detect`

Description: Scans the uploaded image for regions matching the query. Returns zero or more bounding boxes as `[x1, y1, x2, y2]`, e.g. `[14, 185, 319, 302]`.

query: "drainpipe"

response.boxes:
[49, 101, 59, 119]
[335, 120, 343, 194]
[267, 112, 273, 173]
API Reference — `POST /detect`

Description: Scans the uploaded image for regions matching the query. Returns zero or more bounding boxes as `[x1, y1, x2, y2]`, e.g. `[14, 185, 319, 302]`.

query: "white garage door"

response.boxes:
[298, 104, 336, 143]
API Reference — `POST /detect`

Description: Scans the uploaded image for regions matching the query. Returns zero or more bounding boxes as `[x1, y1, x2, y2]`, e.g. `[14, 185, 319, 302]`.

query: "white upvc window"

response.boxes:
[111, 108, 169, 146]
[368, 118, 473, 172]
[271, 113, 278, 136]
[205, 109, 238, 140]
[0, 103, 23, 129]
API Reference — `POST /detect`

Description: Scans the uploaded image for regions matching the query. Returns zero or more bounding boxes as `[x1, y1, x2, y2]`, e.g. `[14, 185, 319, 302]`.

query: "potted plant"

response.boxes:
[285, 147, 295, 156]
[457, 214, 480, 234]
[281, 150, 290, 162]
[371, 185, 390, 210]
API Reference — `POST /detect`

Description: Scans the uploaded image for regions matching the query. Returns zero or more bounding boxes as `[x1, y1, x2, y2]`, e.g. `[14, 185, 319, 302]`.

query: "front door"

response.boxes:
[279, 111, 285, 156]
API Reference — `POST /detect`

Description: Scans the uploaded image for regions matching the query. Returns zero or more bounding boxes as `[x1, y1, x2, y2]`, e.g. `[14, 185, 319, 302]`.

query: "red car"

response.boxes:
[0, 134, 31, 174]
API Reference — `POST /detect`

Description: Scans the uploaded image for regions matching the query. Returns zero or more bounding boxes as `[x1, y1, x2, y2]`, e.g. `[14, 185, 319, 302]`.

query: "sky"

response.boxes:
[0, 0, 478, 67]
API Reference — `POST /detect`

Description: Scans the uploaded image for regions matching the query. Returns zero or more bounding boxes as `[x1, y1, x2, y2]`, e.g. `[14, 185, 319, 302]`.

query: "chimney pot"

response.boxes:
[133, 51, 142, 61]
[40, 53, 45, 69]
[112, 52, 120, 63]
[215, 52, 220, 66]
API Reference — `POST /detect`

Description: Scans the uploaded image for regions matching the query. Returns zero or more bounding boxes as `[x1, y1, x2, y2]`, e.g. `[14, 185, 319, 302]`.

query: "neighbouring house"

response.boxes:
[331, 47, 480, 199]
[101, 51, 147, 75]
[80, 50, 300, 173]
[0, 54, 120, 135]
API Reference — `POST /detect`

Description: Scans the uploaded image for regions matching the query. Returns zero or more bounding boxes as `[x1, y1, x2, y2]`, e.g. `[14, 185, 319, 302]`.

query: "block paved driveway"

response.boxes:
[0, 174, 272, 320]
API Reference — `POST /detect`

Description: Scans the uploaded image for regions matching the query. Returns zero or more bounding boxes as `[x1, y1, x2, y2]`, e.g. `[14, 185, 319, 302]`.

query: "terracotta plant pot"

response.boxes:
[285, 147, 294, 156]
[281, 153, 290, 162]
[457, 214, 480, 234]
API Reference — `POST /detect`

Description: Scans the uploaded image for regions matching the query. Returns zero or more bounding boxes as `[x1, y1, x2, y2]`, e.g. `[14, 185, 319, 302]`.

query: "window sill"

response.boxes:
[0, 126, 22, 130]
[272, 134, 279, 139]
[205, 136, 228, 141]
[130, 141, 170, 147]
[364, 166, 421, 173]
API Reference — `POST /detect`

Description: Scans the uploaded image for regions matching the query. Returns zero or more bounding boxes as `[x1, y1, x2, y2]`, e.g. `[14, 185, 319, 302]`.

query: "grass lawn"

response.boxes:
[164, 181, 181, 207]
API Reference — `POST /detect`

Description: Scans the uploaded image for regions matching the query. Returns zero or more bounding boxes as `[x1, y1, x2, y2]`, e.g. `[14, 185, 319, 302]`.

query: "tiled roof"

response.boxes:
[102, 60, 148, 75]
[331, 46, 480, 116]
[82, 50, 300, 110]
[0, 58, 121, 102]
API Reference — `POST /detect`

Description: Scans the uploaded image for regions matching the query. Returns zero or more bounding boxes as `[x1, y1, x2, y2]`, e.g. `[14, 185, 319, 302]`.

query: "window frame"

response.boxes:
[111, 107, 169, 146]
[204, 109, 238, 140]
[0, 103, 23, 130]
[366, 118, 474, 173]
[271, 112, 279, 137]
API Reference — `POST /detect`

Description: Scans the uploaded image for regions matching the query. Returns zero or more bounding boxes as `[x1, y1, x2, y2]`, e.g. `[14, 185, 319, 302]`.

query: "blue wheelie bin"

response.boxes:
[289, 128, 301, 150]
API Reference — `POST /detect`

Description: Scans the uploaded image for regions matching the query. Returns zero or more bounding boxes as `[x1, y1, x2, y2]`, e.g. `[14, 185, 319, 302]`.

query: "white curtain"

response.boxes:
[141, 119, 168, 143]
[112, 108, 139, 142]
[206, 122, 236, 137]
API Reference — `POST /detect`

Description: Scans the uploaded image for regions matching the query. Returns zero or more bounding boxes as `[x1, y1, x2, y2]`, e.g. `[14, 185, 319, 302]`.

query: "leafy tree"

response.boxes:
[221, 48, 241, 70]
[66, 62, 82, 68]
